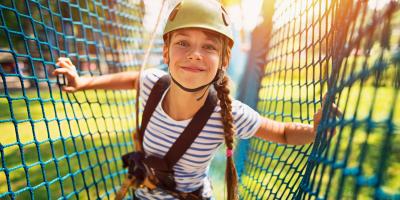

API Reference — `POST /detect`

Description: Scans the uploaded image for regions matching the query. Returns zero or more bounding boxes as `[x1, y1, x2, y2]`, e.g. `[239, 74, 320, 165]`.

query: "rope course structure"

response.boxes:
[237, 0, 399, 199]
[0, 0, 399, 199]
[0, 0, 158, 198]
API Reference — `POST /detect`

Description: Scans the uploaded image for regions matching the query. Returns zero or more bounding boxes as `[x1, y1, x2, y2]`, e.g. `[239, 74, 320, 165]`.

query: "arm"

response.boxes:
[75, 71, 139, 91]
[254, 117, 315, 145]
[254, 96, 341, 145]
[52, 57, 139, 92]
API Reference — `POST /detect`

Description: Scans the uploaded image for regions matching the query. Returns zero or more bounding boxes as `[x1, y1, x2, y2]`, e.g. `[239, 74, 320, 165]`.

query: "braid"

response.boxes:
[214, 75, 238, 200]
[214, 40, 238, 200]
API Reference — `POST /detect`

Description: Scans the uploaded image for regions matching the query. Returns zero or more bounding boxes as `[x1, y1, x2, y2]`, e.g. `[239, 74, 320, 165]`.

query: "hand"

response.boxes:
[52, 57, 85, 92]
[313, 94, 343, 137]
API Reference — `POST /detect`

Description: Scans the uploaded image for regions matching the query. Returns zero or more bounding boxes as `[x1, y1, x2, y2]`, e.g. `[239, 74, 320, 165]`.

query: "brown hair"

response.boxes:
[213, 40, 238, 200]
[164, 32, 238, 200]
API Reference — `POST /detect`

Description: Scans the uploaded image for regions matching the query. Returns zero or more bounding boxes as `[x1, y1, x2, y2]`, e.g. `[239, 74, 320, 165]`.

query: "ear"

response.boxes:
[222, 64, 228, 71]
[163, 45, 169, 64]
[222, 58, 229, 70]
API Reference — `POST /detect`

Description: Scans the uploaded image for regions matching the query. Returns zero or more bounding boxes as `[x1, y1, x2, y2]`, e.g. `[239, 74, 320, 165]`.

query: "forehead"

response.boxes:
[172, 28, 221, 43]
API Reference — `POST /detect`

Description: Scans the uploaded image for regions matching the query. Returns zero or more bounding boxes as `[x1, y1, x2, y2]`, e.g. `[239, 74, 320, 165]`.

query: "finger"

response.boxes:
[314, 109, 322, 123]
[58, 60, 77, 72]
[58, 57, 68, 62]
[62, 86, 76, 93]
[52, 68, 66, 76]
[321, 93, 342, 118]
[325, 107, 342, 120]
[57, 57, 75, 68]
[321, 93, 338, 106]
[314, 112, 322, 123]
[52, 68, 76, 78]
[52, 68, 69, 75]
[57, 57, 69, 64]
[62, 57, 73, 66]
[56, 59, 69, 68]
[331, 103, 343, 118]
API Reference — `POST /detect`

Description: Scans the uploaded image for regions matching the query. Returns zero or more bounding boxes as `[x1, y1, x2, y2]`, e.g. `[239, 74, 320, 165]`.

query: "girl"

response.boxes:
[53, 0, 339, 199]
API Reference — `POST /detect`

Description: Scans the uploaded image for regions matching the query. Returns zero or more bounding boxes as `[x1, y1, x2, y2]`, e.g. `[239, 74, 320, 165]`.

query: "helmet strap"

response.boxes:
[169, 71, 215, 92]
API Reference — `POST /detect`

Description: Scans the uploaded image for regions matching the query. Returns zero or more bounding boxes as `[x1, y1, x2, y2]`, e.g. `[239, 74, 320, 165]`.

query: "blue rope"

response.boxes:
[1, 0, 399, 199]
[0, 0, 149, 199]
[238, 0, 400, 199]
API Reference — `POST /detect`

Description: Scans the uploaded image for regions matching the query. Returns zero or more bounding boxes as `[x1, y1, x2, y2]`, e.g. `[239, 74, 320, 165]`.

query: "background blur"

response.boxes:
[0, 0, 399, 199]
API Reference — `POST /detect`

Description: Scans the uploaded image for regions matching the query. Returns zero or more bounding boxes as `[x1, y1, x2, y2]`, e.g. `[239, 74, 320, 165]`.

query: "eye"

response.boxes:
[176, 40, 189, 47]
[204, 44, 217, 51]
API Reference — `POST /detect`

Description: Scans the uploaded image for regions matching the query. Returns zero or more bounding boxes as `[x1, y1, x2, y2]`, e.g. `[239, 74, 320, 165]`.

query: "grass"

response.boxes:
[239, 80, 400, 199]
[0, 87, 229, 199]
[0, 133, 132, 199]
[0, 88, 137, 199]
[0, 80, 399, 199]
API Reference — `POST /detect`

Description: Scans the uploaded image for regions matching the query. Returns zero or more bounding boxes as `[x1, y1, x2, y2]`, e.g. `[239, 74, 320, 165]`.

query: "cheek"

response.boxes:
[168, 50, 182, 67]
[169, 46, 185, 59]
[209, 56, 221, 70]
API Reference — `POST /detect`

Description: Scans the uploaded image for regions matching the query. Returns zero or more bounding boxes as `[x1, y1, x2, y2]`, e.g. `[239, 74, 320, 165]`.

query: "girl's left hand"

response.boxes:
[313, 94, 343, 136]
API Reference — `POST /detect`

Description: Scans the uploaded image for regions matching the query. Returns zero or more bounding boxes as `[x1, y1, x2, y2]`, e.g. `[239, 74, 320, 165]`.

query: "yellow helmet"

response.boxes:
[163, 0, 234, 48]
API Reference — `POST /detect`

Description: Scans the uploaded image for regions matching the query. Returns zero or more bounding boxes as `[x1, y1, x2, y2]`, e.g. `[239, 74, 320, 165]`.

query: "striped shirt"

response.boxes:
[135, 68, 262, 199]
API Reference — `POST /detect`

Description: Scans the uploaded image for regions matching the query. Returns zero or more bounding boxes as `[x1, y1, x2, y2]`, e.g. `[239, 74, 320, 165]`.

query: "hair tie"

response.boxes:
[226, 149, 233, 157]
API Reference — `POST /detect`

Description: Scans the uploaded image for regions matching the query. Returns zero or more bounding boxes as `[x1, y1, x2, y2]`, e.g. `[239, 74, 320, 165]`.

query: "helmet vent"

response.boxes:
[221, 6, 230, 26]
[168, 3, 181, 22]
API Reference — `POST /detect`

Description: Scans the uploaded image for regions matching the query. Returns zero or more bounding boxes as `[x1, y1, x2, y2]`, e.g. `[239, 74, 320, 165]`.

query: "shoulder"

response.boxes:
[231, 99, 257, 115]
[214, 99, 260, 124]
[230, 99, 262, 139]
[140, 68, 168, 87]
[139, 68, 168, 106]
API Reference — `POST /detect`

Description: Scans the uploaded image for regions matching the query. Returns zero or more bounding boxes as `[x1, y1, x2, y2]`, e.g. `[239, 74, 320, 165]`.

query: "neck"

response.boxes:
[162, 82, 209, 121]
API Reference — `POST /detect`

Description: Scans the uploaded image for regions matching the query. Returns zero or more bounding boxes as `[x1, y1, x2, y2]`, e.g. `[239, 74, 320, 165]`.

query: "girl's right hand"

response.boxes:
[53, 57, 86, 92]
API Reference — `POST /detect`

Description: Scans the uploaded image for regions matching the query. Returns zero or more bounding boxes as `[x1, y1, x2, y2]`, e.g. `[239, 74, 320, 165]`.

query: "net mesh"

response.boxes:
[0, 0, 160, 198]
[0, 0, 399, 199]
[237, 0, 400, 199]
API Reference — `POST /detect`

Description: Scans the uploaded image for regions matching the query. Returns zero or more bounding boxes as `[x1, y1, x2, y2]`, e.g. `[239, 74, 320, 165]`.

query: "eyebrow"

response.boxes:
[174, 31, 221, 45]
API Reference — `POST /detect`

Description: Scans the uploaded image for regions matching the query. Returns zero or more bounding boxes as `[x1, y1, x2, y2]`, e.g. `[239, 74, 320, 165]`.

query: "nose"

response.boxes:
[187, 48, 202, 60]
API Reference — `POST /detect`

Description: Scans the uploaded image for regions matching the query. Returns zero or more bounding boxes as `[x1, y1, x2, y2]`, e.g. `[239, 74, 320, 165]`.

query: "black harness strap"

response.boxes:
[139, 74, 217, 169]
[138, 75, 170, 146]
[164, 89, 217, 168]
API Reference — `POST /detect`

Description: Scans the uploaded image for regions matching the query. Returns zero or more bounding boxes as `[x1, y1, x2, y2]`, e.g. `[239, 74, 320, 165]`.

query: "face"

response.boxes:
[163, 28, 223, 90]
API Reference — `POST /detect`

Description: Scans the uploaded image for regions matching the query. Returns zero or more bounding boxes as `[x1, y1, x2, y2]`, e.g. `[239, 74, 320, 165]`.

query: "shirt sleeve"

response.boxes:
[232, 100, 262, 139]
[139, 68, 167, 109]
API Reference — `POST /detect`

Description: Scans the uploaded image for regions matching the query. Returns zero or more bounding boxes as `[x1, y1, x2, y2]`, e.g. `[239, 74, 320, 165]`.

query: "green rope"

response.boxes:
[1, 0, 399, 199]
[0, 0, 153, 199]
[237, 0, 399, 199]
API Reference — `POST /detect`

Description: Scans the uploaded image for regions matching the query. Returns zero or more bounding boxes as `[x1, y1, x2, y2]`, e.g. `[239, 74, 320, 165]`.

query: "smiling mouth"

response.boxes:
[181, 66, 205, 72]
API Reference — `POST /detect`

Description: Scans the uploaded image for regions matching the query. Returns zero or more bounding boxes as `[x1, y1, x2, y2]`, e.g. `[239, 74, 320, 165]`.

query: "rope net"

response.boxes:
[0, 0, 399, 199]
[0, 0, 161, 199]
[237, 0, 399, 199]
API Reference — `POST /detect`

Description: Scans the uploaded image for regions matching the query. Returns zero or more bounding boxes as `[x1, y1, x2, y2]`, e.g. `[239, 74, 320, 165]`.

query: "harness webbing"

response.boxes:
[138, 74, 218, 168]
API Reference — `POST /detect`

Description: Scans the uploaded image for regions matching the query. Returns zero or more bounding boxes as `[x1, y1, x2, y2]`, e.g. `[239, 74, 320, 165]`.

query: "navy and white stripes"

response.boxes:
[135, 68, 262, 199]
